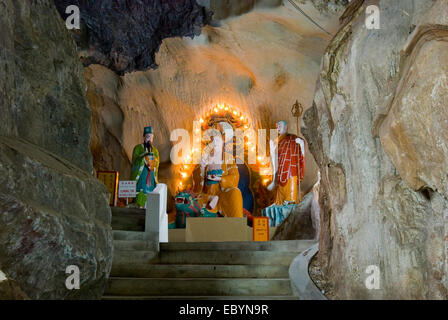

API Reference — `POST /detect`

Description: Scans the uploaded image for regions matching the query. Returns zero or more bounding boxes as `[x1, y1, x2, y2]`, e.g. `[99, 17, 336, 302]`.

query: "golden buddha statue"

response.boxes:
[191, 126, 243, 218]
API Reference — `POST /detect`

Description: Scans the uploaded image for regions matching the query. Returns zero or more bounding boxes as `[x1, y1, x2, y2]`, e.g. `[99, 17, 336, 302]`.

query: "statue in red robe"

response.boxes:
[268, 120, 305, 204]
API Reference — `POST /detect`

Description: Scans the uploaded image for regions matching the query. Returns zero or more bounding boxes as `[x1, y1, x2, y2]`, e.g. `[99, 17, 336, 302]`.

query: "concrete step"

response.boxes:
[110, 263, 289, 278]
[105, 278, 293, 296]
[111, 207, 145, 232]
[113, 250, 298, 266]
[103, 295, 299, 300]
[158, 250, 298, 266]
[114, 250, 159, 264]
[114, 240, 158, 251]
[160, 240, 316, 252]
[113, 230, 147, 241]
[113, 239, 314, 252]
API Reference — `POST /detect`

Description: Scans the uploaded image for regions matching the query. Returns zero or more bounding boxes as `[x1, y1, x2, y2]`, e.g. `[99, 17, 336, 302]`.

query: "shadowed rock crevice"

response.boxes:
[54, 0, 213, 75]
[272, 191, 321, 241]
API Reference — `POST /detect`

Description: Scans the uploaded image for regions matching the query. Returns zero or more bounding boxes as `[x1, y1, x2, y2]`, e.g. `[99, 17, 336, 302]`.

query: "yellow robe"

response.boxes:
[193, 163, 243, 218]
[274, 175, 298, 205]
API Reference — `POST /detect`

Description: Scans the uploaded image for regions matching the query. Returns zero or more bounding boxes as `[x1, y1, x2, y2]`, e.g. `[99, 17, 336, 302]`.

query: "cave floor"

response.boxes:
[308, 255, 336, 300]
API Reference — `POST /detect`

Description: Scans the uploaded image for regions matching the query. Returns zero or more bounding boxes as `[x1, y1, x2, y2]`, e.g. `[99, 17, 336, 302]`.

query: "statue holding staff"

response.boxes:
[268, 120, 305, 205]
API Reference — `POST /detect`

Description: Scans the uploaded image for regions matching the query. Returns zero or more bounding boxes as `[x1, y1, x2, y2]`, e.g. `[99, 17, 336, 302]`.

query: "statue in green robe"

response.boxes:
[130, 126, 160, 208]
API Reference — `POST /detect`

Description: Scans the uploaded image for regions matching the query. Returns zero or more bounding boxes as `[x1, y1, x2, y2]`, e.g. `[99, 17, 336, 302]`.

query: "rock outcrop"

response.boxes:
[200, 0, 283, 20]
[0, 0, 113, 299]
[0, 270, 29, 300]
[272, 192, 318, 240]
[303, 0, 448, 299]
[309, 0, 350, 14]
[54, 0, 213, 75]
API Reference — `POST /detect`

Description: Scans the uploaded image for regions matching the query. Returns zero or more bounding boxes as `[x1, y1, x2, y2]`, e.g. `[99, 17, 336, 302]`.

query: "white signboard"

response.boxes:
[118, 181, 137, 198]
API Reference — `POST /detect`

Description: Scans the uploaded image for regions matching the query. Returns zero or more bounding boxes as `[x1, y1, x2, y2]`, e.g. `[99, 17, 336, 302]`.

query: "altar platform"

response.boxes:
[111, 207, 276, 243]
[169, 218, 277, 242]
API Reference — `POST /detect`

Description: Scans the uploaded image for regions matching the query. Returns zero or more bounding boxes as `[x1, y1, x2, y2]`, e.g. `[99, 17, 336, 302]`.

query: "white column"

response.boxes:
[145, 183, 168, 245]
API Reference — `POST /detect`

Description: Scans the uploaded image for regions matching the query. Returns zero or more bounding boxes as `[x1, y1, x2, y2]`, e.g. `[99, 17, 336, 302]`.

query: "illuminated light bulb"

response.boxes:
[181, 172, 187, 178]
[219, 104, 224, 109]
[199, 118, 204, 123]
[257, 156, 262, 162]
[233, 110, 238, 116]
[214, 107, 218, 113]
[244, 125, 249, 129]
[224, 106, 229, 111]
[179, 181, 183, 186]
[240, 116, 244, 121]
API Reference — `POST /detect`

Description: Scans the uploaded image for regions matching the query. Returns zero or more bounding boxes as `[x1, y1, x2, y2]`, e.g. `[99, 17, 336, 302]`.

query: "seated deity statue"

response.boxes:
[191, 128, 244, 218]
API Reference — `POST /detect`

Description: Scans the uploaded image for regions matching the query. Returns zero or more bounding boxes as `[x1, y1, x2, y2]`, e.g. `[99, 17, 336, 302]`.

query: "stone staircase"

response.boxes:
[104, 207, 316, 300]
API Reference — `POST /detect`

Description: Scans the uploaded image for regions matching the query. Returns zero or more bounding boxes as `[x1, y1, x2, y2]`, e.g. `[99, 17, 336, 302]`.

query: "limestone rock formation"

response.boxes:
[54, 0, 213, 75]
[1, 0, 93, 172]
[308, 0, 350, 14]
[272, 192, 318, 240]
[83, 0, 348, 197]
[0, 0, 113, 299]
[303, 0, 448, 299]
[0, 270, 29, 300]
[200, 0, 283, 20]
[83, 65, 131, 180]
